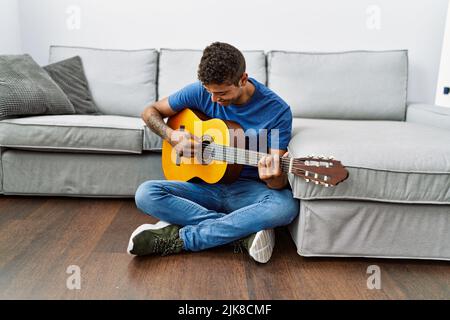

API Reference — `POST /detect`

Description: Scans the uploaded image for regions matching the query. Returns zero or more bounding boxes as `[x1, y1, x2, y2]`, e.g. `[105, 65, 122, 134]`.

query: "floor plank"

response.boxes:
[0, 196, 449, 300]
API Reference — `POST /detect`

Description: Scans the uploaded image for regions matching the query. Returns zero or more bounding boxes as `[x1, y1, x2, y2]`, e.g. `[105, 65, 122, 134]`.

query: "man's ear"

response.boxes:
[239, 73, 248, 87]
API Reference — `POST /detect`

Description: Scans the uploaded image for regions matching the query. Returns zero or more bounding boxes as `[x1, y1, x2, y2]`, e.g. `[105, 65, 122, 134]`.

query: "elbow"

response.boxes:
[141, 105, 154, 121]
[140, 108, 148, 121]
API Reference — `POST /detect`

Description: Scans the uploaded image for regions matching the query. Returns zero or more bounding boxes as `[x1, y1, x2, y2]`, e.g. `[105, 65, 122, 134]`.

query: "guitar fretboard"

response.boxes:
[205, 143, 292, 173]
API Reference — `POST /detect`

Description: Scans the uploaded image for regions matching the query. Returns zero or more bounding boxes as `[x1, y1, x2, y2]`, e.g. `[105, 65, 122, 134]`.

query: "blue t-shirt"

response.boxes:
[168, 78, 292, 180]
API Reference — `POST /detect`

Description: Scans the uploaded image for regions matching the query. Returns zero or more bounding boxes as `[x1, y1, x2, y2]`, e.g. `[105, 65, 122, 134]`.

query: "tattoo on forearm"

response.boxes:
[144, 109, 170, 141]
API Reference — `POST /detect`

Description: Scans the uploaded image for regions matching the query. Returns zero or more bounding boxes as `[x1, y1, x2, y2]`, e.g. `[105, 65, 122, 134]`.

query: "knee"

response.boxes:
[282, 197, 300, 225]
[264, 190, 300, 226]
[134, 180, 165, 211]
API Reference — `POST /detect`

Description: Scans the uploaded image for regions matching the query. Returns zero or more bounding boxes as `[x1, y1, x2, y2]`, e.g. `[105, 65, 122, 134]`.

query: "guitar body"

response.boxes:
[162, 108, 243, 184]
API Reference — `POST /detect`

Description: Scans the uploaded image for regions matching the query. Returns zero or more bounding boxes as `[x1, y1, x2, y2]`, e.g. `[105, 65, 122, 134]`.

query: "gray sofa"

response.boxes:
[1, 46, 449, 260]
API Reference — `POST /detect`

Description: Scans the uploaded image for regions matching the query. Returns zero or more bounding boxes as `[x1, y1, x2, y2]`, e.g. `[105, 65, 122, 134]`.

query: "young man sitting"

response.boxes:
[127, 42, 299, 263]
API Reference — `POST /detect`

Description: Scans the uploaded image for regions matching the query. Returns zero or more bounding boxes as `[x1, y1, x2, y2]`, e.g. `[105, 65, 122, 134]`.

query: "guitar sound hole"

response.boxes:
[200, 135, 214, 165]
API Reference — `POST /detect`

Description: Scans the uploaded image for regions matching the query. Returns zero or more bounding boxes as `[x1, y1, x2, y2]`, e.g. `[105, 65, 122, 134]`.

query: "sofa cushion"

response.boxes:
[0, 147, 3, 193]
[268, 50, 408, 120]
[406, 103, 450, 131]
[2, 149, 164, 197]
[0, 54, 75, 120]
[158, 49, 267, 99]
[49, 46, 158, 117]
[44, 56, 99, 115]
[288, 118, 450, 204]
[0, 115, 162, 154]
[289, 200, 450, 260]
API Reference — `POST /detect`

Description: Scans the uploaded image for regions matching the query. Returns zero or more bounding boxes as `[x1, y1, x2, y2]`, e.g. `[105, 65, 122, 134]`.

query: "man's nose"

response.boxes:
[211, 93, 219, 102]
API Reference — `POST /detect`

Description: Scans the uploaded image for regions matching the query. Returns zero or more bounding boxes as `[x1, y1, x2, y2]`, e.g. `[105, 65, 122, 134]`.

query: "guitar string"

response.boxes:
[173, 134, 336, 172]
[181, 145, 298, 172]
[204, 145, 326, 174]
[177, 145, 334, 183]
[175, 141, 333, 176]
[202, 143, 332, 173]
[203, 142, 332, 165]
[199, 145, 331, 179]
[203, 150, 331, 183]
[204, 144, 295, 171]
[173, 144, 333, 184]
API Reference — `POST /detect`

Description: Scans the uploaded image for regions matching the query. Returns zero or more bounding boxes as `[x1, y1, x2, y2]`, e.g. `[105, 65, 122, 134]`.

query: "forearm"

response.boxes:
[265, 173, 288, 190]
[141, 107, 173, 141]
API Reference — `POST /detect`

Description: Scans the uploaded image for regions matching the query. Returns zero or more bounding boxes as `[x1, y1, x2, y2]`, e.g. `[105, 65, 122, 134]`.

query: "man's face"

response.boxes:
[203, 81, 242, 106]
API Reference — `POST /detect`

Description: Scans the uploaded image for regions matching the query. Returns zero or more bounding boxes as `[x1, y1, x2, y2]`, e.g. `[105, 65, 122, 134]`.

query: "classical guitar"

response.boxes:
[162, 108, 349, 186]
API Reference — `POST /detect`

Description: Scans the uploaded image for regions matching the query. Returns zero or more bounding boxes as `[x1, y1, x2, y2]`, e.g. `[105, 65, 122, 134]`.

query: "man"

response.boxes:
[127, 42, 299, 263]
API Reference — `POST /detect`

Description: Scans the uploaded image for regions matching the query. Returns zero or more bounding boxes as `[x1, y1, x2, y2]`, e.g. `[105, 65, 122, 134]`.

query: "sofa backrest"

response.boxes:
[48, 46, 409, 121]
[49, 45, 158, 117]
[267, 50, 408, 120]
[157, 48, 267, 100]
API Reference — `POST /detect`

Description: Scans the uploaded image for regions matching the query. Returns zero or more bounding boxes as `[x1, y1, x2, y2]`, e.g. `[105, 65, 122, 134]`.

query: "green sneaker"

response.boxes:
[127, 221, 184, 256]
[236, 229, 275, 264]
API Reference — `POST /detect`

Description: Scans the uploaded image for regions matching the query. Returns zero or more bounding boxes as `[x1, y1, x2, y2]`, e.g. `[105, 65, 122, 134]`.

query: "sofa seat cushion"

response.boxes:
[288, 119, 450, 204]
[406, 103, 450, 131]
[0, 115, 162, 154]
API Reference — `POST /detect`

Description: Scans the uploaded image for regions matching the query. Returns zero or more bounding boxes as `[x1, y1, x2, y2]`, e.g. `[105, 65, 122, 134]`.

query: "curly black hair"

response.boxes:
[197, 42, 246, 86]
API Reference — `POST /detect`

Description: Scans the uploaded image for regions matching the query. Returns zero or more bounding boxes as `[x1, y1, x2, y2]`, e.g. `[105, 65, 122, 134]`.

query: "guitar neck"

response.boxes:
[209, 144, 292, 174]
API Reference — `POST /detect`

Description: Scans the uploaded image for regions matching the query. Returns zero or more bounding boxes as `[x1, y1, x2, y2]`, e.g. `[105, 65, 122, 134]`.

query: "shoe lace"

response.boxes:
[153, 236, 181, 256]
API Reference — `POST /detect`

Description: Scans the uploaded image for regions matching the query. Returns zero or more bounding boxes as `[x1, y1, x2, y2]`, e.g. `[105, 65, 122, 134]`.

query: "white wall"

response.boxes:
[436, 2, 450, 107]
[0, 0, 22, 54]
[18, 0, 449, 104]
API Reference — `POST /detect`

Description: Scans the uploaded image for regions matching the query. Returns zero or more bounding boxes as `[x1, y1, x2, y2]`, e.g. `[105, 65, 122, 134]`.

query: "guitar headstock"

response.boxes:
[288, 155, 349, 187]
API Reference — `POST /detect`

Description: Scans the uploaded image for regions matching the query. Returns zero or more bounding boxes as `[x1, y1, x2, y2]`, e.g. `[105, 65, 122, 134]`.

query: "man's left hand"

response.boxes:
[258, 152, 289, 189]
[258, 154, 281, 181]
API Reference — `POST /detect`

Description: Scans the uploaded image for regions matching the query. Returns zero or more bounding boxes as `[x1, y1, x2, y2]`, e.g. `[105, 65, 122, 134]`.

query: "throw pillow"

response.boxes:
[44, 56, 100, 114]
[0, 54, 75, 120]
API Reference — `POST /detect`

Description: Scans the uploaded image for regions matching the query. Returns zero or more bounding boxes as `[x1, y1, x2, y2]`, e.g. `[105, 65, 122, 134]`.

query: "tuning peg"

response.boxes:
[314, 181, 319, 185]
[328, 157, 334, 166]
[305, 179, 310, 183]
[318, 181, 330, 187]
[314, 173, 319, 179]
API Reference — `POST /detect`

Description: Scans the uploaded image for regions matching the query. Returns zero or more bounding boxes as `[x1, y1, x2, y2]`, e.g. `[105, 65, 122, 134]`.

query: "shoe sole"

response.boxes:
[127, 220, 171, 255]
[248, 229, 275, 263]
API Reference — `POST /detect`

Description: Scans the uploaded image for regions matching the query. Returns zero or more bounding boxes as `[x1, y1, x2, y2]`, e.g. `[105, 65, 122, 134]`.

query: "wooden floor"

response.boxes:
[0, 196, 449, 300]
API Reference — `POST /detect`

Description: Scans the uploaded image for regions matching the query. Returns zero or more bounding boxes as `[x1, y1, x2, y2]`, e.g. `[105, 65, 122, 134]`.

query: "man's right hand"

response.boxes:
[141, 99, 203, 160]
[169, 129, 202, 159]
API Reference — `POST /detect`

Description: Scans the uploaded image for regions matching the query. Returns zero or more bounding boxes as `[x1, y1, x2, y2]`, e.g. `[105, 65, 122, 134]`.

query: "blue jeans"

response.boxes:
[134, 178, 299, 251]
